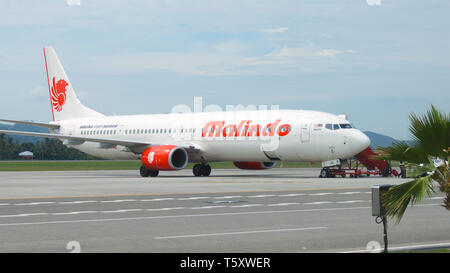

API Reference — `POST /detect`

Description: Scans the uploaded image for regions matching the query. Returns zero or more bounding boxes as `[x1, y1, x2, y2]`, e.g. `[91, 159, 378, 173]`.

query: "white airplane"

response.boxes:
[0, 47, 370, 177]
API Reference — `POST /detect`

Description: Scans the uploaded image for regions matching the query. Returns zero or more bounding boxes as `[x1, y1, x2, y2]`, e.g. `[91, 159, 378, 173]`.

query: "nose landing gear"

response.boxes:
[319, 168, 334, 178]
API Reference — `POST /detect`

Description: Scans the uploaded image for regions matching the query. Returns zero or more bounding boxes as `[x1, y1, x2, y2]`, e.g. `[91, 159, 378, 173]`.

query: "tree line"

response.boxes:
[0, 134, 99, 160]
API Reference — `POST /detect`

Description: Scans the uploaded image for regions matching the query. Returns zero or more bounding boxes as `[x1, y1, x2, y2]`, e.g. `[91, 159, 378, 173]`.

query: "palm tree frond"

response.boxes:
[377, 141, 428, 163]
[383, 176, 435, 223]
[430, 164, 449, 186]
[409, 105, 450, 160]
[379, 106, 449, 223]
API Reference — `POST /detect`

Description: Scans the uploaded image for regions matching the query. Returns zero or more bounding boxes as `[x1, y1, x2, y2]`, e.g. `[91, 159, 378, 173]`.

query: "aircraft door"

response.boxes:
[300, 123, 311, 143]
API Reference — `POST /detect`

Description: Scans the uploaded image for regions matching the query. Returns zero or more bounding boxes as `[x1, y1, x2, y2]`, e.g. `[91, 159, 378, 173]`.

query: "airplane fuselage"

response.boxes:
[54, 109, 370, 163]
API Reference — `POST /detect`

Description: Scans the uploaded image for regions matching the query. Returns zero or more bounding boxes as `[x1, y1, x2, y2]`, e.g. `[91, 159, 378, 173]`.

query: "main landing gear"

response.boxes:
[140, 165, 159, 177]
[139, 164, 212, 177]
[193, 163, 211, 177]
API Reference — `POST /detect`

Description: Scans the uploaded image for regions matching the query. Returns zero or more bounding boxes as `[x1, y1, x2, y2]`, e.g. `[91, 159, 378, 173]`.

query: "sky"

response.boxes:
[0, 0, 449, 140]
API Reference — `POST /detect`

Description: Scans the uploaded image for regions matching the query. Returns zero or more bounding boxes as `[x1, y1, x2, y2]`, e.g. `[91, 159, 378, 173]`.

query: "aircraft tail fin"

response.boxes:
[43, 46, 103, 121]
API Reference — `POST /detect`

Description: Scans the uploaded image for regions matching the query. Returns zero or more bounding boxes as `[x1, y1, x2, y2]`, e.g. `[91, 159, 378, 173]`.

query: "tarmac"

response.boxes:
[0, 168, 448, 253]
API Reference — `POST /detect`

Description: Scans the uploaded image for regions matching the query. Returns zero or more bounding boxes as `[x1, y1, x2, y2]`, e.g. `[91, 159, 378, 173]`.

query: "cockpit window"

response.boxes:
[325, 124, 332, 130]
[339, 123, 352, 129]
[333, 124, 340, 130]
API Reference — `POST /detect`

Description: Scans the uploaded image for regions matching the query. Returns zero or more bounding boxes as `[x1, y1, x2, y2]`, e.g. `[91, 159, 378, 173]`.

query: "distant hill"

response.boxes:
[0, 123, 48, 144]
[363, 131, 401, 148]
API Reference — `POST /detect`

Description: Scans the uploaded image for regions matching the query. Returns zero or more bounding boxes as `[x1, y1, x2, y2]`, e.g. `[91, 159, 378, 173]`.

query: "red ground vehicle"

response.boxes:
[319, 147, 393, 178]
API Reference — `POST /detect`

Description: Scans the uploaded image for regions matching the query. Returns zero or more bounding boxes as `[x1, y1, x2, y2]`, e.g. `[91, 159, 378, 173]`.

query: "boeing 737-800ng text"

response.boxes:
[0, 47, 370, 177]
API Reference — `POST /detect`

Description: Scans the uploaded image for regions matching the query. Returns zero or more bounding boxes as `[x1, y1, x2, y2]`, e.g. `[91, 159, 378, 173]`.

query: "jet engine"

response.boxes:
[233, 161, 276, 170]
[141, 145, 188, 171]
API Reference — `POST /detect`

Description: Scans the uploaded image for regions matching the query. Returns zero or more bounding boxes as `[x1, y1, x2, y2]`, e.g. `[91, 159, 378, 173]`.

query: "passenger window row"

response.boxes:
[80, 128, 199, 137]
[81, 130, 116, 135]
[124, 128, 196, 135]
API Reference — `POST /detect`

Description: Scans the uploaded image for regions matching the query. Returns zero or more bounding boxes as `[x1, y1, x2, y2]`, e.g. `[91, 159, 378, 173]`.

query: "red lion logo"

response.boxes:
[51, 77, 68, 112]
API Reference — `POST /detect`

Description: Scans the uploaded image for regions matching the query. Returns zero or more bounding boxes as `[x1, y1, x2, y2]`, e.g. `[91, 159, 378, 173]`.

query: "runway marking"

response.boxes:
[100, 199, 137, 203]
[154, 227, 328, 239]
[268, 203, 299, 206]
[190, 206, 226, 210]
[177, 197, 210, 200]
[1, 192, 374, 206]
[277, 194, 305, 197]
[101, 209, 143, 214]
[0, 199, 443, 219]
[309, 193, 334, 196]
[51, 211, 97, 216]
[229, 204, 264, 208]
[429, 197, 444, 200]
[146, 207, 186, 211]
[0, 203, 441, 227]
[0, 186, 383, 201]
[0, 206, 373, 226]
[14, 202, 56, 206]
[247, 195, 275, 198]
[140, 198, 175, 202]
[0, 213, 49, 218]
[209, 200, 243, 204]
[336, 200, 368, 204]
[58, 201, 98, 204]
[303, 201, 333, 205]
[2, 192, 373, 207]
[213, 196, 243, 199]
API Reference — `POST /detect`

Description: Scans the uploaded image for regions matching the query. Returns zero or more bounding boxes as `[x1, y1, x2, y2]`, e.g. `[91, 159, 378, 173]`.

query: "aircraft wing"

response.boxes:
[0, 119, 60, 129]
[0, 130, 150, 153]
[0, 129, 203, 156]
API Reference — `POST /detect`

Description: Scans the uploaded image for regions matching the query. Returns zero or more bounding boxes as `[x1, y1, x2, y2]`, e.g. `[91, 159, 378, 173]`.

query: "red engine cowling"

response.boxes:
[141, 145, 188, 171]
[233, 161, 276, 170]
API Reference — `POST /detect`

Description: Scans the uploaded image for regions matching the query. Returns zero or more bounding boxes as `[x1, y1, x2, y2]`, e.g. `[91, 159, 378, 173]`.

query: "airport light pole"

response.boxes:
[372, 185, 393, 253]
[382, 216, 388, 253]
[375, 215, 389, 253]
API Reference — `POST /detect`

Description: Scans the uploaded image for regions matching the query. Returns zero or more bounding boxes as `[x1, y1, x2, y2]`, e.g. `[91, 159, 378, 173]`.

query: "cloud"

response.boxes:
[237, 46, 358, 72]
[89, 51, 229, 76]
[267, 46, 358, 58]
[366, 0, 381, 6]
[262, 27, 288, 34]
[86, 44, 359, 77]
[66, 0, 81, 6]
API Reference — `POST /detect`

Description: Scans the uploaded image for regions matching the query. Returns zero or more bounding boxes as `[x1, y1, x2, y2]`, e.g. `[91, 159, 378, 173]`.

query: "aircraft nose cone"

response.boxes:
[346, 130, 370, 157]
[354, 131, 371, 153]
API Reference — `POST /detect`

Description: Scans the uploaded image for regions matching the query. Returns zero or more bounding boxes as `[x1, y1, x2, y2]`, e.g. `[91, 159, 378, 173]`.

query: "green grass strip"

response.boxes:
[0, 160, 322, 172]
